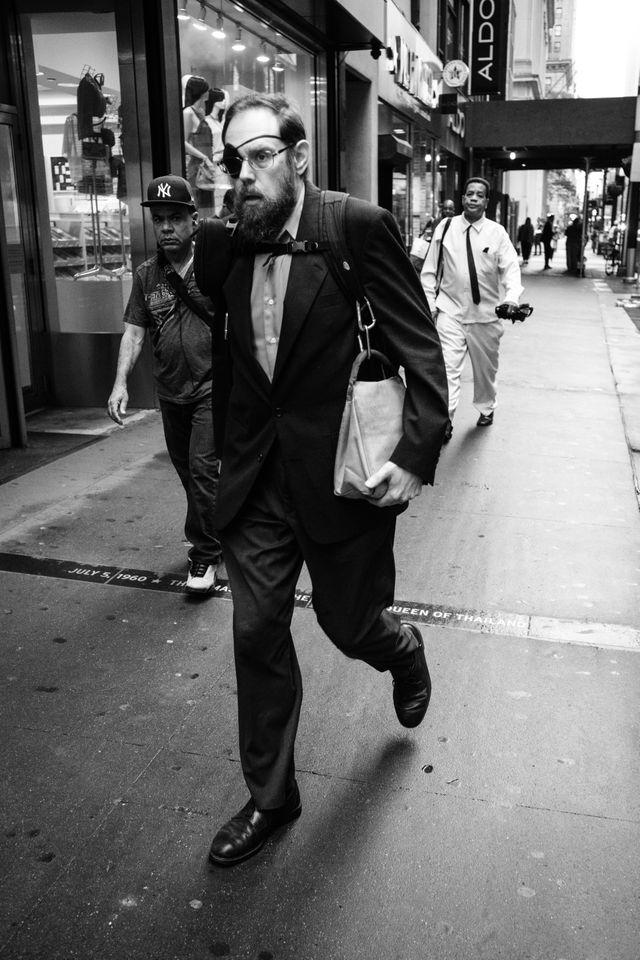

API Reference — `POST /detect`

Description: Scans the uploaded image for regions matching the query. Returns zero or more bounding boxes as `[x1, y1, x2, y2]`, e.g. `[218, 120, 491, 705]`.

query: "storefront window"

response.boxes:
[377, 103, 413, 245]
[177, 0, 327, 215]
[435, 150, 462, 213]
[30, 11, 131, 334]
[411, 132, 436, 243]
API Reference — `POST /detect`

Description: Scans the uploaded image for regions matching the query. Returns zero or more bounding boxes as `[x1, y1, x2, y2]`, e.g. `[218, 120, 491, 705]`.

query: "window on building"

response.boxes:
[437, 0, 469, 64]
[178, 5, 327, 215]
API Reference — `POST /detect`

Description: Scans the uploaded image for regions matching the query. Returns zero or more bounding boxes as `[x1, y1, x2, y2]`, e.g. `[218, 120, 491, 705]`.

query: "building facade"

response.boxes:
[0, 0, 472, 449]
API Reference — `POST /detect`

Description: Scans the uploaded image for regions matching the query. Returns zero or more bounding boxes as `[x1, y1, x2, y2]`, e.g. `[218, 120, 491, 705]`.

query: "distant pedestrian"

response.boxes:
[107, 175, 222, 595]
[410, 198, 456, 273]
[421, 177, 523, 441]
[565, 215, 583, 275]
[542, 214, 555, 270]
[517, 217, 534, 265]
[533, 222, 543, 255]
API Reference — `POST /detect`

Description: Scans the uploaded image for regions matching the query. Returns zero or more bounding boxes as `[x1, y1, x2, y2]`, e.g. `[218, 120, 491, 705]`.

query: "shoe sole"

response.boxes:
[185, 583, 216, 594]
[208, 805, 302, 867]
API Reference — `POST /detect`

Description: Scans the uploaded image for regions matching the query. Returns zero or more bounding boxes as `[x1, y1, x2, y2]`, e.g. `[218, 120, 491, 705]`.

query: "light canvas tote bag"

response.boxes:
[333, 349, 405, 500]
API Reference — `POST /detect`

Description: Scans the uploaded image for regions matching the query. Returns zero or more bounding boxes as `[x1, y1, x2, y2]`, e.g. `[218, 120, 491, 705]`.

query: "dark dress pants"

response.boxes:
[221, 449, 417, 810]
[160, 395, 222, 566]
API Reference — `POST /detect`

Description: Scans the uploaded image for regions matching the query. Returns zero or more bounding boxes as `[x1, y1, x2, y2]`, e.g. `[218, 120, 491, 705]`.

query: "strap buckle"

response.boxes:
[356, 296, 376, 358]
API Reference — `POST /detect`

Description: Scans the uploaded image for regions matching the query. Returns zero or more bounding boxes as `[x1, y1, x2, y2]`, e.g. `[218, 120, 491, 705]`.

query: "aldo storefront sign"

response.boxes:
[469, 0, 509, 97]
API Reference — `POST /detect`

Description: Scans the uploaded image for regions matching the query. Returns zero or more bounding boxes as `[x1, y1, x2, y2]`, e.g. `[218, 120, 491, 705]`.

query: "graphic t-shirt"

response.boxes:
[124, 255, 214, 403]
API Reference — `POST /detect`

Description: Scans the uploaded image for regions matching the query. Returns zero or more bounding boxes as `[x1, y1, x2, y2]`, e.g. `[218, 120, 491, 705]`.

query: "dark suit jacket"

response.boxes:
[212, 183, 449, 544]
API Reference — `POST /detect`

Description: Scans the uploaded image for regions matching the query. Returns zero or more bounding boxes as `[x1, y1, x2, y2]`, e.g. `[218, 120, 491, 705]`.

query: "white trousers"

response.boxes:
[436, 313, 504, 417]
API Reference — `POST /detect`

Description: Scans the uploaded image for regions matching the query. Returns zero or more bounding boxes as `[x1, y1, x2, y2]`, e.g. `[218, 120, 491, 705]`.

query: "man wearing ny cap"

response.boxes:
[108, 175, 222, 593]
[421, 177, 523, 443]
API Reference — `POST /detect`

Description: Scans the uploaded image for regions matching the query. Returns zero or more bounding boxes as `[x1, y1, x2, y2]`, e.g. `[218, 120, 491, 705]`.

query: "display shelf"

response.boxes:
[50, 206, 130, 278]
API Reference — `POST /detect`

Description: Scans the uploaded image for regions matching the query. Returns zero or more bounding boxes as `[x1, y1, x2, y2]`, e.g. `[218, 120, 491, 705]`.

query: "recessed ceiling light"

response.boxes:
[256, 42, 270, 63]
[232, 27, 246, 51]
[211, 14, 226, 39]
[193, 6, 207, 30]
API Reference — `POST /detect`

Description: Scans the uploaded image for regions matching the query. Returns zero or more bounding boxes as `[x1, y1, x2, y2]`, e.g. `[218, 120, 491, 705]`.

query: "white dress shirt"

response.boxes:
[421, 214, 523, 324]
[250, 186, 306, 379]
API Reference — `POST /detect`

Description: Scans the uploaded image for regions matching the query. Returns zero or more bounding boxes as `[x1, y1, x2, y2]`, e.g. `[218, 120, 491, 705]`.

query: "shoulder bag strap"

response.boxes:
[158, 249, 214, 330]
[435, 216, 453, 297]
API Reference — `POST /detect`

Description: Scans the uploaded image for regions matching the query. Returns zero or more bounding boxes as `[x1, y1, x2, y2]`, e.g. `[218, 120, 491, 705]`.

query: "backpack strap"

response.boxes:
[193, 216, 237, 300]
[319, 190, 376, 355]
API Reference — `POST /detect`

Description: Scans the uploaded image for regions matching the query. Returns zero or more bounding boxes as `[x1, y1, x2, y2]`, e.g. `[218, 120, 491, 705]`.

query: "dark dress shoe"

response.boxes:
[476, 412, 494, 427]
[208, 783, 301, 867]
[391, 623, 431, 728]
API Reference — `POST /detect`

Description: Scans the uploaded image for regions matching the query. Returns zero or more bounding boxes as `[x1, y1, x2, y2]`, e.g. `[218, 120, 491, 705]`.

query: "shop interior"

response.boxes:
[30, 11, 130, 336]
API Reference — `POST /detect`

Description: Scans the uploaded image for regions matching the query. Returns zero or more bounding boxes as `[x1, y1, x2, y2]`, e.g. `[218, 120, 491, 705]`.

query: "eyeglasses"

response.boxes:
[219, 143, 294, 179]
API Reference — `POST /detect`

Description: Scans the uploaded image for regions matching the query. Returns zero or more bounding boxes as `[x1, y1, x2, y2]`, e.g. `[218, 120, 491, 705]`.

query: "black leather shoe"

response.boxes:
[208, 784, 301, 867]
[391, 624, 431, 728]
[477, 412, 494, 427]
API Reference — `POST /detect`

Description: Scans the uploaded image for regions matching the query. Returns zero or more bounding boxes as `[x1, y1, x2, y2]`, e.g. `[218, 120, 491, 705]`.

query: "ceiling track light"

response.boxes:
[193, 4, 207, 29]
[256, 42, 270, 63]
[211, 12, 226, 39]
[231, 26, 246, 52]
[177, 3, 190, 20]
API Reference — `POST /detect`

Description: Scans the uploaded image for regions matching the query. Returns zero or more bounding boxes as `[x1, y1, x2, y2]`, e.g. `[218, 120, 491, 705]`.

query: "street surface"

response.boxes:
[1, 244, 640, 959]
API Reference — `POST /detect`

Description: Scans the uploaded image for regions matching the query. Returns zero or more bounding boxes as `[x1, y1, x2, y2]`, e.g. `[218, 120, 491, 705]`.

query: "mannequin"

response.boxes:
[183, 75, 216, 213]
[204, 88, 232, 214]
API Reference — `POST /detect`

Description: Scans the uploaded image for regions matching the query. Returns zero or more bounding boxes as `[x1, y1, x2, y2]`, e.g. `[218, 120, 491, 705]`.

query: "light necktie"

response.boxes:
[466, 226, 481, 305]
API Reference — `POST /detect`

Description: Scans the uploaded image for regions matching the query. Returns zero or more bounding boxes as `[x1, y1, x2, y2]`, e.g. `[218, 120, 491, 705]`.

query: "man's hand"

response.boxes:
[107, 384, 128, 426]
[364, 462, 422, 508]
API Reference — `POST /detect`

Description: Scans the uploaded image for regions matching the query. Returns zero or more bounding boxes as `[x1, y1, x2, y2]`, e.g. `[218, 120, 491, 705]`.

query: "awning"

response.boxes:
[463, 97, 636, 171]
[378, 134, 413, 166]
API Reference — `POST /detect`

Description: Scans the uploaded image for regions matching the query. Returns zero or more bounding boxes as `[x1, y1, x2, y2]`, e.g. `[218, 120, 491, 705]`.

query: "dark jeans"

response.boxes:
[160, 395, 221, 566]
[221, 448, 417, 809]
[543, 241, 554, 268]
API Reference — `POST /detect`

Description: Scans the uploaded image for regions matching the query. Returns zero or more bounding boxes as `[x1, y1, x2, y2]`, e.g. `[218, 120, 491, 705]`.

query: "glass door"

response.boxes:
[0, 109, 48, 427]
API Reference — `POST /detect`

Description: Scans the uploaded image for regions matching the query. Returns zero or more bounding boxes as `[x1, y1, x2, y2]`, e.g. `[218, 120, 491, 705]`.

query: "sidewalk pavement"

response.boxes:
[1, 258, 640, 960]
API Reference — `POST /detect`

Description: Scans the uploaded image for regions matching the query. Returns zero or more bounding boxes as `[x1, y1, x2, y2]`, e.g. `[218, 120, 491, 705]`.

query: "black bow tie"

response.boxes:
[248, 239, 326, 256]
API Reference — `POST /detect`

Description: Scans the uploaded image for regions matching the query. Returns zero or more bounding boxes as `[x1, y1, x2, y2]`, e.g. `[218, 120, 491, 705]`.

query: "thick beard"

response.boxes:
[234, 164, 299, 243]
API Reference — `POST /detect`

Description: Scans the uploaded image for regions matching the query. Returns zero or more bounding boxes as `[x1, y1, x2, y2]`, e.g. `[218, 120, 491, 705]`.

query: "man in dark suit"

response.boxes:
[207, 94, 449, 867]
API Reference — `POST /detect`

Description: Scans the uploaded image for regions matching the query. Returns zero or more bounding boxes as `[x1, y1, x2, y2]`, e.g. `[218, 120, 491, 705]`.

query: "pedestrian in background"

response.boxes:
[421, 177, 523, 442]
[206, 93, 449, 867]
[533, 221, 543, 256]
[107, 176, 222, 595]
[410, 198, 456, 273]
[517, 216, 534, 265]
[565, 215, 583, 275]
[542, 214, 555, 270]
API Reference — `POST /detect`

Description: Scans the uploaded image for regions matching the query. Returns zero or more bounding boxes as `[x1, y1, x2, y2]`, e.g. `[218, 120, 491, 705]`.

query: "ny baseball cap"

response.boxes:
[141, 175, 196, 209]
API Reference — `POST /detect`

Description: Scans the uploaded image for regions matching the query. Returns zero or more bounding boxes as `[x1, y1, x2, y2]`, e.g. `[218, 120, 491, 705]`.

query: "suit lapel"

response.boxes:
[272, 185, 329, 383]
